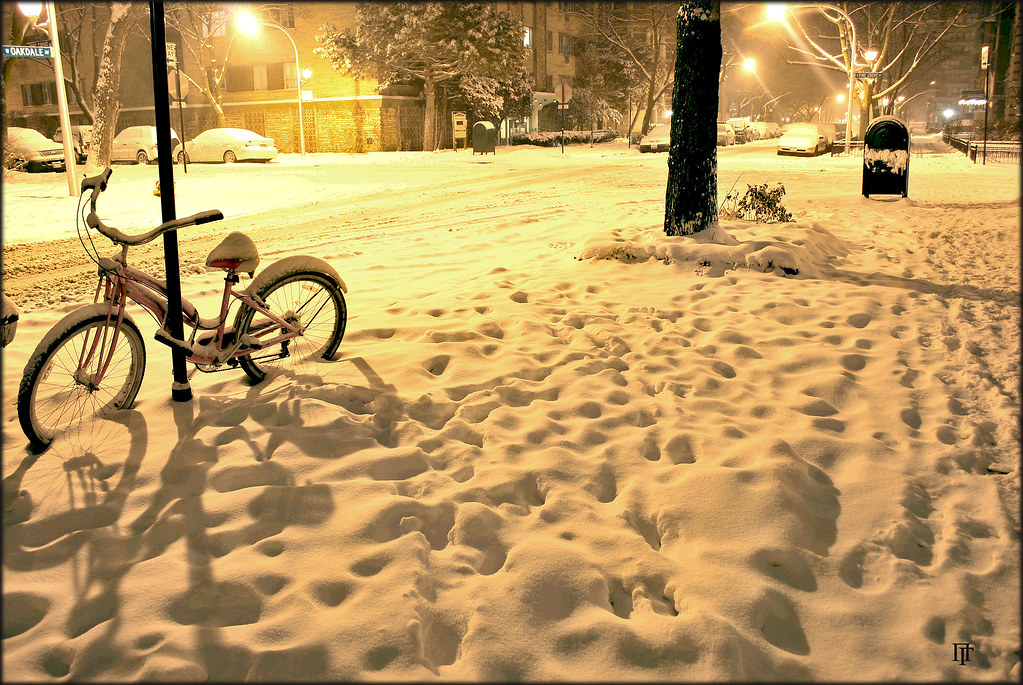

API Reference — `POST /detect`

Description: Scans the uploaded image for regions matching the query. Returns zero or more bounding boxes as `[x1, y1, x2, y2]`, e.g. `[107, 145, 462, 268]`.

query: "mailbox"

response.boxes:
[862, 116, 910, 198]
[452, 112, 467, 139]
[472, 121, 497, 155]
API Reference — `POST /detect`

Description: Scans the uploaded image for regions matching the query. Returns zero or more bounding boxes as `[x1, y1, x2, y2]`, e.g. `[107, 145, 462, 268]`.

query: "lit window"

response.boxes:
[524, 26, 533, 47]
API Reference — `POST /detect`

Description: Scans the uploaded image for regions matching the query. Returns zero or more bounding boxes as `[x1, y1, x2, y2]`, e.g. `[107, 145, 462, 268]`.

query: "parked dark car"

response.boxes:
[53, 125, 93, 164]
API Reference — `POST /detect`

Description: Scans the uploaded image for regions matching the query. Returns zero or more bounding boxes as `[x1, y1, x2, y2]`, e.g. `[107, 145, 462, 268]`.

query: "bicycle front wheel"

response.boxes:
[18, 307, 146, 451]
[235, 271, 347, 384]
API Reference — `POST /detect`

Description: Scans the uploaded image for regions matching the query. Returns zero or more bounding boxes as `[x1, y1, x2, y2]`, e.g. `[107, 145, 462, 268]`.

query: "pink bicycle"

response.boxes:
[18, 167, 348, 451]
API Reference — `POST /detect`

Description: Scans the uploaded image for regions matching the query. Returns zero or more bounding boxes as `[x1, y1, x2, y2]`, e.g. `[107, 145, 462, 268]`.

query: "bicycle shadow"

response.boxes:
[3, 387, 336, 678]
[3, 410, 147, 540]
[133, 394, 334, 678]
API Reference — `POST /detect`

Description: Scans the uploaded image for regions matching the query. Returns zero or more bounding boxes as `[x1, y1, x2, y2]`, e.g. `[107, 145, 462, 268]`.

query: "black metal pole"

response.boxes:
[560, 103, 564, 154]
[150, 0, 192, 402]
[982, 67, 990, 165]
[176, 62, 187, 173]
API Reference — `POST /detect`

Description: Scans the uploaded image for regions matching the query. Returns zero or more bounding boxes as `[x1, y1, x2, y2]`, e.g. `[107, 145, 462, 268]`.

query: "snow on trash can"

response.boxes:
[472, 121, 497, 155]
[862, 116, 910, 198]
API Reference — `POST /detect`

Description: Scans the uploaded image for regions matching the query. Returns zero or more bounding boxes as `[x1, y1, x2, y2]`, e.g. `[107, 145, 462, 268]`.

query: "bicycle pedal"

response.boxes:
[154, 328, 192, 353]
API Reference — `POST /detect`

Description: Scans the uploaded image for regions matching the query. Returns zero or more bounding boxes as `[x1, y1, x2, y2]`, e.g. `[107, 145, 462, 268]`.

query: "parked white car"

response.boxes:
[111, 125, 180, 164]
[173, 128, 278, 164]
[777, 123, 829, 156]
[4, 127, 65, 172]
[717, 122, 736, 146]
[726, 117, 753, 143]
[638, 123, 671, 153]
[750, 122, 771, 140]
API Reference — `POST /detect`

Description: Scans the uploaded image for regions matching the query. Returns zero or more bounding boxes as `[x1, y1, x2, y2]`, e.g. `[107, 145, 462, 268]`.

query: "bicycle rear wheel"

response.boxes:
[18, 307, 146, 451]
[235, 271, 346, 383]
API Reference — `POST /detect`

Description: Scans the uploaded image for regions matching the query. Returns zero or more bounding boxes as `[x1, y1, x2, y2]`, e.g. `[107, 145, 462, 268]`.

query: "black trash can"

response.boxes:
[862, 116, 910, 198]
[472, 121, 497, 155]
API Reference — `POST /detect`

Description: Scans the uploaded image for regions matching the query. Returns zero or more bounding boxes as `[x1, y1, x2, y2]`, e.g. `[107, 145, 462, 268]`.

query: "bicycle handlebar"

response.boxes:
[82, 166, 224, 247]
[81, 167, 113, 193]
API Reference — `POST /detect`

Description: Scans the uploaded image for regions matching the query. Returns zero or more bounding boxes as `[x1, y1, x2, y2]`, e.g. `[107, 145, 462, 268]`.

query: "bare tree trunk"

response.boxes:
[664, 2, 721, 237]
[88, 2, 147, 167]
[422, 72, 437, 151]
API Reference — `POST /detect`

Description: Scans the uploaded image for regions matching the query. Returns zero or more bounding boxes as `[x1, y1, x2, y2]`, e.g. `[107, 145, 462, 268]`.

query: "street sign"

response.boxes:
[3, 44, 53, 58]
[166, 41, 177, 66]
[168, 68, 189, 100]
[301, 89, 312, 101]
[558, 82, 572, 103]
[981, 45, 989, 69]
[855, 71, 880, 78]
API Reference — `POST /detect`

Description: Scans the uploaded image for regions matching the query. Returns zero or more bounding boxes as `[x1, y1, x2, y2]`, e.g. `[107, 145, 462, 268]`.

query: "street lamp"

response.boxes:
[237, 11, 307, 155]
[766, 2, 861, 154]
[18, 1, 77, 195]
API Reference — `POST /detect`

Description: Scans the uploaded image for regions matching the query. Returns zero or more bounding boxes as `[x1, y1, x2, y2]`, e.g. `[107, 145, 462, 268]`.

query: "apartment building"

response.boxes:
[2, 2, 600, 152]
[4, 3, 426, 153]
[496, 1, 586, 135]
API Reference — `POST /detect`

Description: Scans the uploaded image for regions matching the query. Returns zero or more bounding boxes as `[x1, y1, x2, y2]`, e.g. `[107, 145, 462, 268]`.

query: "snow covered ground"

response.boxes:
[2, 135, 1020, 681]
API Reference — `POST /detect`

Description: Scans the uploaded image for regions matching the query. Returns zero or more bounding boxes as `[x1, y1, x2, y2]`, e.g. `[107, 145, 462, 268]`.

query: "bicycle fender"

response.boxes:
[25, 304, 138, 365]
[246, 256, 348, 295]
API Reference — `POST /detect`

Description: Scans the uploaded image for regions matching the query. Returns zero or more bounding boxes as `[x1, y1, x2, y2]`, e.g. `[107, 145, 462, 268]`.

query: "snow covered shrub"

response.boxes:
[3, 145, 26, 175]
[991, 119, 1020, 142]
[511, 130, 618, 147]
[719, 183, 793, 223]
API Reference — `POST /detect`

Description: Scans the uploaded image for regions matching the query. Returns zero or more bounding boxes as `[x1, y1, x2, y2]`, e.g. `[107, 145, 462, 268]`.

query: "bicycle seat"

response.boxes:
[206, 231, 260, 276]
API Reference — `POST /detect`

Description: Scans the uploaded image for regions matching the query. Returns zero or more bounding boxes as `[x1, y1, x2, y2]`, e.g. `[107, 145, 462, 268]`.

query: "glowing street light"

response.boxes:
[766, 3, 860, 153]
[237, 11, 307, 155]
[743, 58, 756, 72]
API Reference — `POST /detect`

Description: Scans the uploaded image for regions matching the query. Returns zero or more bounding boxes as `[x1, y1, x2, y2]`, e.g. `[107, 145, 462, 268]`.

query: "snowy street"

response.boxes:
[2, 136, 1020, 681]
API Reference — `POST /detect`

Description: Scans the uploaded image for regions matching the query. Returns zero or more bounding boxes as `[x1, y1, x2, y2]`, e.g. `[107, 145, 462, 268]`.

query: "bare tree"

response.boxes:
[88, 2, 148, 166]
[52, 3, 107, 125]
[773, 2, 970, 135]
[664, 2, 721, 237]
[164, 2, 263, 129]
[569, 1, 678, 136]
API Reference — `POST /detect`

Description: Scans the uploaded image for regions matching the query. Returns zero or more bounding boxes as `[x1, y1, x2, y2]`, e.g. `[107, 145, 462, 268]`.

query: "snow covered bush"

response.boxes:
[719, 183, 793, 223]
[511, 130, 618, 147]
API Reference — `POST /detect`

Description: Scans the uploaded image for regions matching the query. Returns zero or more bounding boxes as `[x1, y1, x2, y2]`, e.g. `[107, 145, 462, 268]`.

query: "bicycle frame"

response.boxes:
[91, 259, 305, 374]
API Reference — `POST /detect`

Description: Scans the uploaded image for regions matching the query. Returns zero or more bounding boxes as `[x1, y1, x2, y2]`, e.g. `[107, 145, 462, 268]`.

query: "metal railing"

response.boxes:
[830, 140, 864, 157]
[943, 132, 1021, 164]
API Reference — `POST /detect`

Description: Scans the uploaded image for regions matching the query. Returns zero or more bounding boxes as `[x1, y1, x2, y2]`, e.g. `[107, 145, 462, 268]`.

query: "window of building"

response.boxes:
[226, 62, 296, 92]
[21, 82, 57, 106]
[226, 64, 254, 92]
[559, 33, 573, 56]
[265, 62, 286, 90]
[545, 74, 554, 91]
[546, 30, 553, 52]
[264, 3, 295, 28]
[524, 26, 533, 47]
